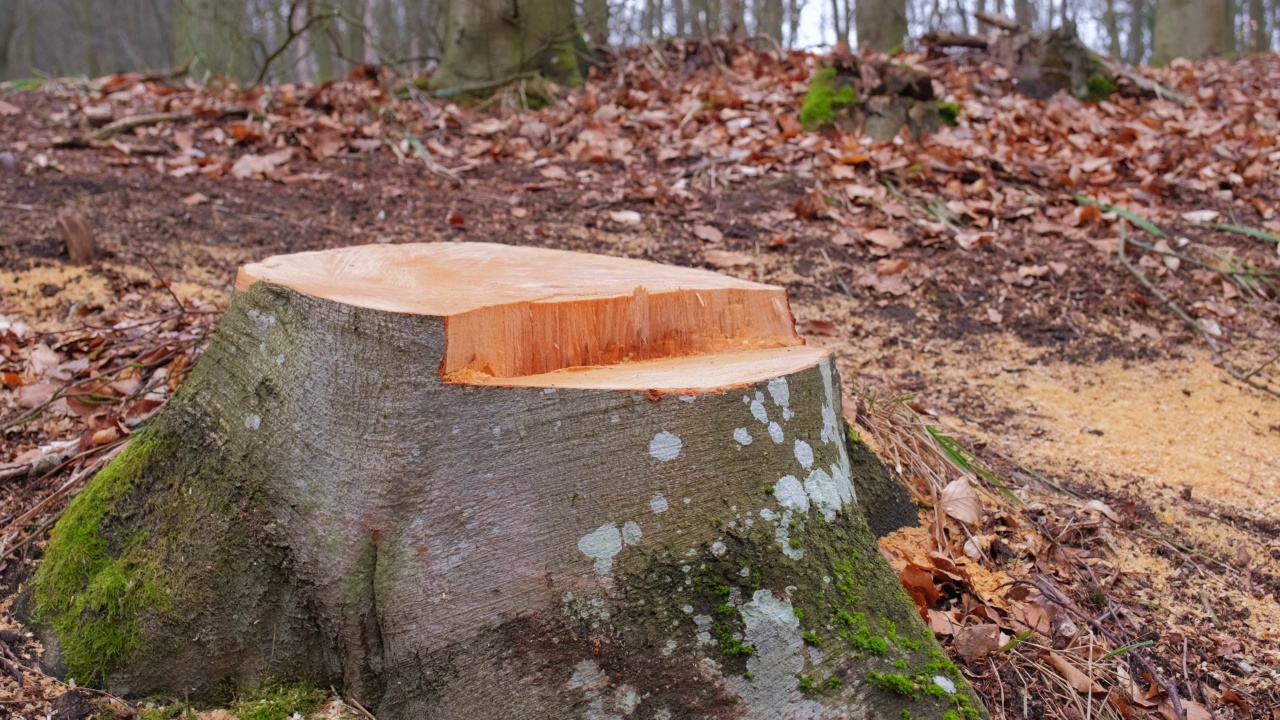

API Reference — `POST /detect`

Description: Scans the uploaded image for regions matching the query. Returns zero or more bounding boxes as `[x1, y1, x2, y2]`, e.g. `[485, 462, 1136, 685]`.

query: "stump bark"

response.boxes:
[31, 243, 979, 719]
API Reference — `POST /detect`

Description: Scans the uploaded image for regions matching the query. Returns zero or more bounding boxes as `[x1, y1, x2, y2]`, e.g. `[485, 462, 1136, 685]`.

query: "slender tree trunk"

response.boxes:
[673, 0, 689, 34]
[726, 0, 747, 34]
[583, 0, 611, 43]
[786, 0, 804, 45]
[1105, 0, 1123, 57]
[856, 0, 907, 52]
[829, 0, 847, 46]
[174, 0, 253, 80]
[1014, 0, 1033, 26]
[0, 0, 15, 80]
[1152, 0, 1231, 64]
[341, 0, 366, 64]
[431, 0, 582, 89]
[757, 0, 785, 40]
[1126, 0, 1148, 63]
[1249, 0, 1268, 50]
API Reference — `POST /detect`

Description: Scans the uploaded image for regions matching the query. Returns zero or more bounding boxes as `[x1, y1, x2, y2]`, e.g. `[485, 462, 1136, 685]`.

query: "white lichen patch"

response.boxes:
[622, 520, 643, 545]
[759, 508, 776, 522]
[578, 523, 624, 574]
[275, 353, 285, 365]
[678, 395, 697, 403]
[246, 308, 277, 332]
[733, 427, 753, 446]
[768, 421, 784, 444]
[710, 540, 727, 557]
[774, 476, 809, 513]
[649, 431, 682, 461]
[932, 676, 957, 694]
[750, 398, 769, 424]
[650, 494, 669, 514]
[244, 413, 261, 430]
[820, 403, 839, 446]
[774, 510, 803, 560]
[804, 467, 854, 522]
[725, 590, 832, 718]
[566, 659, 610, 691]
[767, 377, 789, 409]
[662, 639, 678, 657]
[694, 614, 714, 646]
[794, 440, 814, 470]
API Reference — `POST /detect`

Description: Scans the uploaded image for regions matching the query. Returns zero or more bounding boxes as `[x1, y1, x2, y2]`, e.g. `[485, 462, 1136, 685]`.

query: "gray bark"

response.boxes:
[431, 0, 581, 90]
[584, 0, 612, 43]
[1249, 0, 1268, 51]
[1126, 0, 1147, 64]
[756, 0, 785, 41]
[1152, 0, 1232, 64]
[855, 0, 908, 53]
[31, 275, 975, 719]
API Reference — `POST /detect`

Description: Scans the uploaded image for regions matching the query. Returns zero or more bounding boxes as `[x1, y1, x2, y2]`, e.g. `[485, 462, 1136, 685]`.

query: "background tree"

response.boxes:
[856, 0, 907, 51]
[1151, 0, 1232, 64]
[431, 0, 583, 90]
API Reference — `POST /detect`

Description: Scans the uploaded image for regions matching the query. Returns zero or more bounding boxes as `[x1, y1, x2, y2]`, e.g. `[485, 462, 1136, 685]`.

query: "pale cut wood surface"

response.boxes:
[236, 242, 805, 380]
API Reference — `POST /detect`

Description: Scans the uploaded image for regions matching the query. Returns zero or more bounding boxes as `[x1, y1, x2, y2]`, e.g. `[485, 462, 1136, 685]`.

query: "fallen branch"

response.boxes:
[1119, 222, 1279, 398]
[50, 107, 248, 149]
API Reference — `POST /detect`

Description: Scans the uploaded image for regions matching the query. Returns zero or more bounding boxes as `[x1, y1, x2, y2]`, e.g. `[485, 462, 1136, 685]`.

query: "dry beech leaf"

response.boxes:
[1047, 652, 1106, 695]
[865, 228, 904, 250]
[692, 223, 723, 242]
[703, 250, 754, 269]
[1182, 209, 1220, 224]
[182, 192, 210, 206]
[938, 478, 982, 525]
[876, 258, 909, 276]
[607, 210, 642, 225]
[953, 624, 1001, 661]
[798, 319, 839, 336]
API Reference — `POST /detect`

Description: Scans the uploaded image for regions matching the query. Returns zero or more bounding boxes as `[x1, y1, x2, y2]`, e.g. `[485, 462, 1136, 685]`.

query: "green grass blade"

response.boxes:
[1211, 222, 1280, 245]
[1100, 639, 1154, 660]
[1076, 195, 1168, 238]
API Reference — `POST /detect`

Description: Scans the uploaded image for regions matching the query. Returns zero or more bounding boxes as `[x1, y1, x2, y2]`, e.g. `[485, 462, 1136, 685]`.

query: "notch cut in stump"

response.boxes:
[31, 243, 978, 719]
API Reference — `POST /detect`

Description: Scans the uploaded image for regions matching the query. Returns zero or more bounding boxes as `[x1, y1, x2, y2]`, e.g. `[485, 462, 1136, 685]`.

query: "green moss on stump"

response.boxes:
[800, 67, 855, 131]
[1084, 72, 1115, 102]
[33, 436, 170, 682]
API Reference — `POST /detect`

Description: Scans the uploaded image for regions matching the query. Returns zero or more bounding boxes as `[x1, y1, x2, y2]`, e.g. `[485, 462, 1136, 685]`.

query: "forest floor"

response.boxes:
[1, 39, 1279, 720]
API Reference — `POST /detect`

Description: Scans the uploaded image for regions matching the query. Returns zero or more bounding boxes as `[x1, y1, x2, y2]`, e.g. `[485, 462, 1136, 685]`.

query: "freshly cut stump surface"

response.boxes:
[33, 242, 979, 720]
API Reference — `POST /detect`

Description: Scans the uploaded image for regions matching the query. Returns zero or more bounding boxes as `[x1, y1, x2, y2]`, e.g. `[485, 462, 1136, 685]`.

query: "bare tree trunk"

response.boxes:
[1249, 0, 1268, 50]
[786, 0, 805, 45]
[1152, 0, 1231, 64]
[856, 0, 907, 51]
[431, 0, 582, 90]
[1014, 0, 1033, 26]
[673, 0, 689, 34]
[757, 0, 785, 40]
[1126, 0, 1148, 63]
[726, 0, 747, 34]
[1105, 0, 1123, 57]
[174, 0, 254, 80]
[0, 0, 16, 80]
[583, 0, 611, 43]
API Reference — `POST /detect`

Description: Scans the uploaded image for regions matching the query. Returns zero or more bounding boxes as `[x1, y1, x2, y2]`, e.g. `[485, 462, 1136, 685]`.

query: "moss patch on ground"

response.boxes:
[231, 680, 324, 720]
[800, 67, 855, 131]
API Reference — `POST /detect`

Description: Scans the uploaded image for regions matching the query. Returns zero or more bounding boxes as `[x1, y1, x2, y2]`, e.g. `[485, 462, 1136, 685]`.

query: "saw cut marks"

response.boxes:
[238, 242, 818, 389]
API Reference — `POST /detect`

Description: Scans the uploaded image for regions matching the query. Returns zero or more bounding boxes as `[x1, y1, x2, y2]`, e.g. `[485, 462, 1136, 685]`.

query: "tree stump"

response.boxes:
[31, 243, 980, 719]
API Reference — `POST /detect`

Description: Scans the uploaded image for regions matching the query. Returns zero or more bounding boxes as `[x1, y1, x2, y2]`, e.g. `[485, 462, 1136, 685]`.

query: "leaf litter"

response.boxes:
[1, 37, 1279, 719]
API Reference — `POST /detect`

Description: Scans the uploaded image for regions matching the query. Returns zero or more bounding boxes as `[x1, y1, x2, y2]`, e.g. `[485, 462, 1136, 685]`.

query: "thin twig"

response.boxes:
[346, 696, 378, 720]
